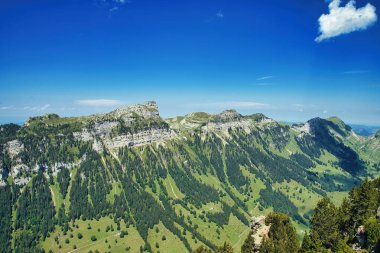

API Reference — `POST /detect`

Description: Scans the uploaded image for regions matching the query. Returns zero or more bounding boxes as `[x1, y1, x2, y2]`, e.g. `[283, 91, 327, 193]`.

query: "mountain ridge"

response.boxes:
[1, 101, 379, 253]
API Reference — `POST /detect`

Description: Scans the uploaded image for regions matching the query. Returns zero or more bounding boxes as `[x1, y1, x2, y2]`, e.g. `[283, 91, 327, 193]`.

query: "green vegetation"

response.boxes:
[300, 177, 380, 252]
[259, 213, 299, 253]
[1, 106, 379, 253]
[14, 172, 55, 252]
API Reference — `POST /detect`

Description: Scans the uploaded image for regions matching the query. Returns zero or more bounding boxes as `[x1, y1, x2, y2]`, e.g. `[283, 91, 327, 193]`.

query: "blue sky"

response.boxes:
[0, 0, 380, 125]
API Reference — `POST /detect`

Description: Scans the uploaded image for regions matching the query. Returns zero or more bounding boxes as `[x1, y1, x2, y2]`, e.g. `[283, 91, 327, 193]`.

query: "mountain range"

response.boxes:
[1, 101, 380, 253]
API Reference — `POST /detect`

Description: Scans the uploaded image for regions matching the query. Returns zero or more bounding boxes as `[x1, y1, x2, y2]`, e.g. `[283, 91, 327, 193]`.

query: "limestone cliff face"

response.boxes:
[110, 101, 160, 121]
[1, 101, 176, 185]
[203, 110, 274, 132]
[73, 101, 176, 152]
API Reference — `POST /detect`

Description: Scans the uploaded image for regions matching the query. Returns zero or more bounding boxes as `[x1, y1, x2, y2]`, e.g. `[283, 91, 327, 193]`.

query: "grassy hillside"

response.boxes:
[0, 106, 379, 253]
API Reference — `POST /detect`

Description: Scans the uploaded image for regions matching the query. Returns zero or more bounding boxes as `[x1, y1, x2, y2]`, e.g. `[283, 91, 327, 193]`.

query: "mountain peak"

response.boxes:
[327, 116, 351, 130]
[110, 101, 160, 120]
[216, 109, 242, 122]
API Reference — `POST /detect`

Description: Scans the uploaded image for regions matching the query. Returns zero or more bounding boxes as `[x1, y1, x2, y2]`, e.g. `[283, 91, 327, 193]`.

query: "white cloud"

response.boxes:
[323, 110, 329, 114]
[76, 99, 122, 107]
[109, 6, 119, 12]
[31, 104, 50, 111]
[22, 104, 51, 111]
[292, 104, 304, 112]
[255, 83, 273, 86]
[316, 0, 377, 42]
[0, 106, 13, 110]
[257, 76, 273, 81]
[193, 101, 270, 109]
[216, 10, 224, 18]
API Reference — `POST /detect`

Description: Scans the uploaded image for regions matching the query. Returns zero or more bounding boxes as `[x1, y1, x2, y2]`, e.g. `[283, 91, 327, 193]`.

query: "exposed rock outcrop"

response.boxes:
[103, 128, 175, 149]
[250, 216, 270, 251]
[110, 101, 160, 121]
[73, 101, 175, 152]
[5, 139, 24, 159]
[352, 225, 366, 251]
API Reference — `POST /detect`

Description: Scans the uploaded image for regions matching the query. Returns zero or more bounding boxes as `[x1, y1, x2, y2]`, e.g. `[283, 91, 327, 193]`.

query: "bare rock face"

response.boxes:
[104, 128, 175, 149]
[293, 122, 311, 136]
[2, 140, 31, 185]
[93, 121, 119, 137]
[5, 139, 24, 159]
[201, 110, 275, 132]
[73, 101, 174, 152]
[352, 225, 366, 250]
[250, 216, 270, 251]
[204, 110, 247, 132]
[73, 129, 93, 142]
[111, 101, 160, 121]
[218, 110, 242, 121]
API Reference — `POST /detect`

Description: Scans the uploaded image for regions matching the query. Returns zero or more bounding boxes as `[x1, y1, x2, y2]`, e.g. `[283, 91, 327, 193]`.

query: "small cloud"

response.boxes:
[76, 99, 122, 107]
[1, 105, 13, 110]
[323, 110, 329, 114]
[292, 104, 304, 112]
[60, 107, 77, 111]
[216, 10, 224, 18]
[24, 104, 51, 112]
[40, 104, 50, 111]
[33, 104, 50, 111]
[194, 101, 270, 109]
[257, 76, 273, 81]
[342, 70, 370, 74]
[109, 6, 119, 12]
[316, 0, 377, 42]
[255, 83, 273, 86]
[95, 0, 130, 13]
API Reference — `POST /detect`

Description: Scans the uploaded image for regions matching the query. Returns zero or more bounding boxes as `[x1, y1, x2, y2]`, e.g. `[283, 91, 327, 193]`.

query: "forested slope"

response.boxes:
[0, 101, 378, 253]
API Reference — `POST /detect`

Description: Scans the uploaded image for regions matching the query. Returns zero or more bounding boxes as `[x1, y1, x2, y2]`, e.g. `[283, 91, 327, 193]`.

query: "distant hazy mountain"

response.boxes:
[350, 124, 380, 137]
[1, 101, 379, 253]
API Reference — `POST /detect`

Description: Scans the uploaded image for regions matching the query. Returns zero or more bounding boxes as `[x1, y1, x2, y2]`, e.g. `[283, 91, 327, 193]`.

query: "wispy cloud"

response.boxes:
[323, 110, 329, 114]
[109, 6, 119, 12]
[316, 0, 377, 42]
[292, 104, 304, 112]
[255, 83, 273, 86]
[21, 104, 51, 111]
[216, 10, 224, 18]
[257, 76, 273, 81]
[95, 0, 129, 13]
[0, 105, 14, 110]
[76, 99, 122, 107]
[342, 70, 370, 74]
[191, 101, 270, 109]
[31, 104, 50, 111]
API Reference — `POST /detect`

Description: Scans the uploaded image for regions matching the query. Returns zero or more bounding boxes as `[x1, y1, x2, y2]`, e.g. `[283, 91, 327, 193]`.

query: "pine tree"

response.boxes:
[259, 213, 299, 253]
[308, 198, 341, 251]
[241, 231, 255, 253]
[214, 242, 233, 253]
